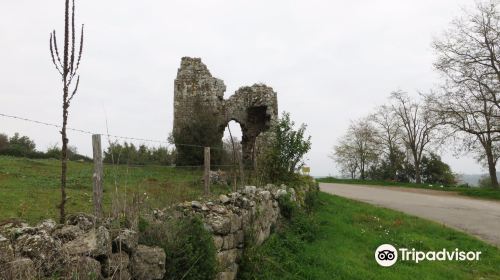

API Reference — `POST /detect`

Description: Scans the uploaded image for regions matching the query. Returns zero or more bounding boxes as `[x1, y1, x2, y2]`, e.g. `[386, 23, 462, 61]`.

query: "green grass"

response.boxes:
[0, 156, 231, 224]
[239, 192, 500, 280]
[317, 177, 500, 201]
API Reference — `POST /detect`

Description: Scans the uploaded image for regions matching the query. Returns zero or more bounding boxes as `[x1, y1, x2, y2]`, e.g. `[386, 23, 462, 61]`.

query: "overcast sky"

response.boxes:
[0, 0, 489, 176]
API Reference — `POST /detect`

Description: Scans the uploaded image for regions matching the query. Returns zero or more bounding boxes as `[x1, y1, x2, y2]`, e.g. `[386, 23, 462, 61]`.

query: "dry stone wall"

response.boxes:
[0, 184, 305, 280]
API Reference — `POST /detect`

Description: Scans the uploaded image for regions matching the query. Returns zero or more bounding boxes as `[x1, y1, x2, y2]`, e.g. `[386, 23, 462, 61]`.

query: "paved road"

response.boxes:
[320, 183, 500, 247]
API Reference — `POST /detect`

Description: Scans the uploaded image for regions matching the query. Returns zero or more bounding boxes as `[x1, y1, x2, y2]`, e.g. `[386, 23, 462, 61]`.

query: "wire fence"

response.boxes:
[0, 112, 247, 222]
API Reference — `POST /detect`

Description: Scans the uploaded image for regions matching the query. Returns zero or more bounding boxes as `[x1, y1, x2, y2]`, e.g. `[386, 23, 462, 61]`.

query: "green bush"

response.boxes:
[257, 112, 311, 185]
[139, 216, 217, 280]
[238, 199, 319, 279]
[277, 194, 296, 220]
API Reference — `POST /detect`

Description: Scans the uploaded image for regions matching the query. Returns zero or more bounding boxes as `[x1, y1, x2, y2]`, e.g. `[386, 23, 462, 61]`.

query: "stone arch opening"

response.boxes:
[222, 120, 243, 166]
[173, 57, 278, 168]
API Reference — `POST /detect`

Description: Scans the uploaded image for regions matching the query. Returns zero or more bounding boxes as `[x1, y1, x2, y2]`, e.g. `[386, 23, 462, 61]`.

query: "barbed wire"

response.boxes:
[0, 112, 225, 150]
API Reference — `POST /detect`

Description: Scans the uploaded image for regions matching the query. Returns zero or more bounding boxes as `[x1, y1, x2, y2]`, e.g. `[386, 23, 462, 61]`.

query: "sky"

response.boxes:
[0, 0, 489, 177]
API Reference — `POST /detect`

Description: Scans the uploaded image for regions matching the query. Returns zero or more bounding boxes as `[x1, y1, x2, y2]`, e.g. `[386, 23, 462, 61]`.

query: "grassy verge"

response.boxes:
[317, 177, 500, 201]
[238, 192, 500, 280]
[0, 156, 231, 224]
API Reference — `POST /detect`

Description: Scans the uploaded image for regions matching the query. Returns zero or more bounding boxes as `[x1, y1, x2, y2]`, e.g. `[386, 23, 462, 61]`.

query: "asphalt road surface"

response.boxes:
[320, 183, 500, 247]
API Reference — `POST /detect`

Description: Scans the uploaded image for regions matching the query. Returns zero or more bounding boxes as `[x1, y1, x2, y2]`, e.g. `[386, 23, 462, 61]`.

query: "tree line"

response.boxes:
[0, 132, 90, 161]
[333, 1, 500, 188]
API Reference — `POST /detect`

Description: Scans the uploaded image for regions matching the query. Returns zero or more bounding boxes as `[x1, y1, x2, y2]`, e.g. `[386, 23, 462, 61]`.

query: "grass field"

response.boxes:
[239, 192, 500, 280]
[0, 156, 231, 224]
[317, 177, 500, 201]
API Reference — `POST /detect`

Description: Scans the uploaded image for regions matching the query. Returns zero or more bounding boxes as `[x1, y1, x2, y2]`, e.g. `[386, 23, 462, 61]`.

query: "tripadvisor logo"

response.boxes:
[375, 244, 482, 267]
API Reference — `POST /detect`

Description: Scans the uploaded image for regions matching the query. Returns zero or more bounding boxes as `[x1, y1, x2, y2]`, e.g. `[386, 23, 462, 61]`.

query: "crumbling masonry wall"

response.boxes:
[173, 57, 278, 167]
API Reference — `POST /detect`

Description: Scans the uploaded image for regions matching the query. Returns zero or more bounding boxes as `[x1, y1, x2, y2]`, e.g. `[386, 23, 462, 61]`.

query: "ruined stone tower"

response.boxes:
[173, 57, 278, 167]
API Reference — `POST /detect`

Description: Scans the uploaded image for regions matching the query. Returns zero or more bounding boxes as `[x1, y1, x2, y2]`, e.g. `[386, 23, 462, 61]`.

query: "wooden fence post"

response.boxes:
[92, 134, 103, 220]
[204, 147, 210, 195]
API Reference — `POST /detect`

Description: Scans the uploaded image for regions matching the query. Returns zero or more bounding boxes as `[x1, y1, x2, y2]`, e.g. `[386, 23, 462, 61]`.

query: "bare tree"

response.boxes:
[427, 89, 500, 188]
[49, 0, 84, 223]
[433, 1, 500, 126]
[371, 105, 403, 180]
[332, 119, 379, 180]
[432, 1, 500, 188]
[330, 138, 358, 179]
[390, 91, 436, 184]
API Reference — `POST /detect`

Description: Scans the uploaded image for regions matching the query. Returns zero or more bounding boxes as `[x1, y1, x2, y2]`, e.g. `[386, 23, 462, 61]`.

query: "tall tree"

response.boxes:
[432, 1, 500, 188]
[49, 0, 84, 222]
[332, 118, 379, 180]
[391, 91, 436, 184]
[434, 1, 500, 114]
[330, 137, 359, 179]
[371, 105, 403, 180]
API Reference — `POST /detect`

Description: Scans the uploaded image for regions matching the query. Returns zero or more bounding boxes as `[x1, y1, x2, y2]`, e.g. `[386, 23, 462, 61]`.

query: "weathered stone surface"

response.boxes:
[259, 190, 271, 200]
[213, 235, 224, 251]
[112, 229, 138, 254]
[15, 230, 62, 274]
[64, 256, 102, 280]
[63, 226, 111, 257]
[103, 252, 129, 277]
[0, 235, 14, 263]
[216, 249, 240, 270]
[229, 213, 242, 233]
[53, 225, 83, 242]
[0, 258, 36, 280]
[235, 230, 244, 248]
[243, 186, 257, 195]
[172, 57, 278, 167]
[222, 234, 235, 250]
[191, 201, 202, 209]
[66, 213, 97, 231]
[211, 170, 228, 185]
[130, 245, 166, 280]
[216, 270, 237, 280]
[276, 189, 287, 198]
[219, 194, 230, 204]
[207, 215, 231, 235]
[36, 219, 57, 234]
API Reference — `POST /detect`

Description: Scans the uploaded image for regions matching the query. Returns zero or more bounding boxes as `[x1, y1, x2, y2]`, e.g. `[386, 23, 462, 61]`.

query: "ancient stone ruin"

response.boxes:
[0, 183, 313, 280]
[173, 57, 278, 167]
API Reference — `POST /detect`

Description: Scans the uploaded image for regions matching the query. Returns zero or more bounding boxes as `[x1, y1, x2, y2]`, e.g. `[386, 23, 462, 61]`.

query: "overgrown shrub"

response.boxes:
[277, 194, 297, 220]
[139, 216, 217, 280]
[257, 112, 312, 185]
[238, 194, 320, 279]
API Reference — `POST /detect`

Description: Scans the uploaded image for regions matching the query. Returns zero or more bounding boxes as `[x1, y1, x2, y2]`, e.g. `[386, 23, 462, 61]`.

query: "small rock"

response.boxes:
[36, 219, 57, 234]
[213, 235, 223, 250]
[63, 256, 102, 280]
[276, 189, 287, 198]
[63, 226, 111, 257]
[15, 230, 62, 275]
[211, 205, 227, 214]
[259, 190, 271, 200]
[66, 213, 97, 231]
[113, 229, 138, 254]
[222, 234, 235, 250]
[0, 258, 36, 280]
[207, 215, 231, 235]
[0, 234, 14, 263]
[130, 245, 166, 280]
[52, 225, 83, 242]
[191, 201, 203, 209]
[243, 186, 257, 195]
[219, 194, 230, 204]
